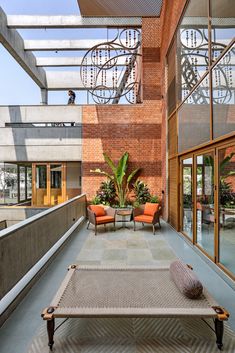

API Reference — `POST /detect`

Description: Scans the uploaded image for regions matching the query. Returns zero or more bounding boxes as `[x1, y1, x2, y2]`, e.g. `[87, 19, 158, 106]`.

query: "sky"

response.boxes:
[0, 0, 108, 105]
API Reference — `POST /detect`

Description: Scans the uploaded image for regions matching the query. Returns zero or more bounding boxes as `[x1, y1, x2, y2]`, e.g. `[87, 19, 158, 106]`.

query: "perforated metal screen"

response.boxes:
[77, 0, 163, 17]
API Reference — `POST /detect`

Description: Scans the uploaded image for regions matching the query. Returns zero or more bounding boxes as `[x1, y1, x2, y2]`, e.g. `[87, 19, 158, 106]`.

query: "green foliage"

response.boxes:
[91, 195, 102, 205]
[96, 179, 116, 205]
[133, 180, 151, 204]
[91, 152, 140, 207]
[150, 195, 159, 203]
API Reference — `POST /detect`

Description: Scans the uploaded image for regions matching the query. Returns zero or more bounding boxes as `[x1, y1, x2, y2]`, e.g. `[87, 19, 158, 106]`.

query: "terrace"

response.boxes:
[1, 213, 235, 353]
[0, 0, 234, 352]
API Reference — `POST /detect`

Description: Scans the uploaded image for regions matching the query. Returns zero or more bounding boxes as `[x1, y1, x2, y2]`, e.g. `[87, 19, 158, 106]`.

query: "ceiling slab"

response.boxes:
[77, 0, 163, 17]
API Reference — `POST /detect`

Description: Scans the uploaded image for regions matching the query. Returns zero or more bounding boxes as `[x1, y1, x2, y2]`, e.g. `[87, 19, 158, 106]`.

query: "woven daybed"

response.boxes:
[42, 265, 229, 350]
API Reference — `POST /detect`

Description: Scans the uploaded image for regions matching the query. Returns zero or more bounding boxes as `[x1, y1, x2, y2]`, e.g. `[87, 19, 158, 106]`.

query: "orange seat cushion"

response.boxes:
[134, 215, 153, 224]
[144, 202, 159, 216]
[89, 205, 106, 217]
[96, 215, 115, 224]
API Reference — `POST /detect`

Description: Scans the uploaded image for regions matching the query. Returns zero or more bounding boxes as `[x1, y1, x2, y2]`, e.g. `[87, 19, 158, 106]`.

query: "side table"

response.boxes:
[116, 209, 133, 229]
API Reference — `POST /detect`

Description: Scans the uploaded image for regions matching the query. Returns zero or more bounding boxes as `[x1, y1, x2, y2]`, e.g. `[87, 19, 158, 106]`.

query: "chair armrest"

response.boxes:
[106, 207, 116, 217]
[133, 206, 144, 217]
[152, 206, 162, 224]
[87, 208, 96, 225]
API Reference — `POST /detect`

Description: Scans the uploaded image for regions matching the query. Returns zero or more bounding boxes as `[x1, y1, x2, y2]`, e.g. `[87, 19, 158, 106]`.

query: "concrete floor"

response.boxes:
[0, 220, 235, 353]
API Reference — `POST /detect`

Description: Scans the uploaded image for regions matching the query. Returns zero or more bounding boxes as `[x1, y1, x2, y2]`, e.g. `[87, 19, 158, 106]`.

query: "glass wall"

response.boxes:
[177, 0, 209, 102]
[168, 0, 235, 154]
[196, 152, 215, 258]
[218, 145, 235, 275]
[211, 0, 235, 61]
[182, 158, 193, 238]
[178, 74, 210, 152]
[212, 44, 235, 138]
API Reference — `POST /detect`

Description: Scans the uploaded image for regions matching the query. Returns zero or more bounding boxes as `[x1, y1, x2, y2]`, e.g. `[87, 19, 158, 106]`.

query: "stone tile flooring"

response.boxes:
[76, 222, 177, 266]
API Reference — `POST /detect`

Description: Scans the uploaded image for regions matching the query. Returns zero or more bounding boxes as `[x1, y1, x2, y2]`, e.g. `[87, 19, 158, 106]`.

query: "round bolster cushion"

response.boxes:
[169, 260, 203, 299]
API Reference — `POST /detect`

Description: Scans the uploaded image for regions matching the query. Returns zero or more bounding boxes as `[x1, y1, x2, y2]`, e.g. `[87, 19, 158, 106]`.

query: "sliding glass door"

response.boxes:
[180, 140, 235, 279]
[196, 151, 214, 258]
[218, 145, 235, 276]
[181, 157, 193, 239]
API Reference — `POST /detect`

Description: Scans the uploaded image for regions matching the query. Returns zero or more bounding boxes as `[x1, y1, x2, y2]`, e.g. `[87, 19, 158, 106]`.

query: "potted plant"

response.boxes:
[90, 152, 140, 208]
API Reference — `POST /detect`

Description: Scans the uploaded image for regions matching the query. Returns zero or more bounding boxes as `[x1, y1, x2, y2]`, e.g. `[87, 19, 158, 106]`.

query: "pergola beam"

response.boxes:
[24, 39, 114, 51]
[7, 15, 141, 28]
[36, 57, 127, 67]
[46, 71, 115, 90]
[0, 7, 46, 88]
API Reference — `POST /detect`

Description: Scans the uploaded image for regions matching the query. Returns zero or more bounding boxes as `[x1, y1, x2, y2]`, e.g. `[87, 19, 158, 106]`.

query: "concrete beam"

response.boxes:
[46, 71, 89, 90]
[24, 39, 114, 51]
[0, 7, 47, 88]
[7, 15, 141, 28]
[36, 56, 127, 67]
[46, 71, 117, 90]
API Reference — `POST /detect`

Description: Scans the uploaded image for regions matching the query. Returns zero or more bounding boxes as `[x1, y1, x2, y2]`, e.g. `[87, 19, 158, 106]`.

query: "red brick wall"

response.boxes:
[82, 18, 163, 203]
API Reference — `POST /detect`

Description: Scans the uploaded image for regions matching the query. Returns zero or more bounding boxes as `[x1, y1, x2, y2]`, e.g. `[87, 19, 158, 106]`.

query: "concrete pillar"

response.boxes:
[40, 88, 48, 105]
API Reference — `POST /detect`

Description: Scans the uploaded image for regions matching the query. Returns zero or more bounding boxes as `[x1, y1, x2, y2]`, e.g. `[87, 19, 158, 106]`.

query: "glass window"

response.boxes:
[177, 0, 209, 102]
[35, 165, 47, 206]
[182, 158, 193, 239]
[26, 166, 32, 199]
[0, 163, 6, 204]
[218, 145, 235, 275]
[211, 0, 235, 61]
[3, 163, 18, 204]
[19, 166, 26, 201]
[178, 74, 210, 152]
[196, 152, 214, 258]
[50, 164, 62, 205]
[212, 44, 235, 138]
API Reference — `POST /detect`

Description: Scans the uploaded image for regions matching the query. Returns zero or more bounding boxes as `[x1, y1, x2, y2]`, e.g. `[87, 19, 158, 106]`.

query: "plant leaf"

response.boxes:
[116, 152, 128, 184]
[127, 168, 140, 185]
[103, 153, 117, 175]
[90, 169, 114, 180]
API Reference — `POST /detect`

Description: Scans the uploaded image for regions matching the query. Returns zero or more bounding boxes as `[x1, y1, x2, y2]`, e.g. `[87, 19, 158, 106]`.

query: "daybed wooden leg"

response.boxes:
[113, 222, 116, 231]
[215, 319, 224, 350]
[159, 219, 161, 228]
[152, 225, 155, 235]
[95, 225, 97, 235]
[134, 221, 136, 231]
[47, 318, 55, 351]
[87, 221, 90, 229]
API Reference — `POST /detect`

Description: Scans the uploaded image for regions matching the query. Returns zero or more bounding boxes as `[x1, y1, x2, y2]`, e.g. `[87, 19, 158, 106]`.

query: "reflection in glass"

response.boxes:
[36, 165, 47, 206]
[19, 166, 26, 201]
[50, 164, 62, 205]
[219, 146, 235, 275]
[182, 158, 193, 238]
[211, 0, 235, 61]
[178, 74, 210, 152]
[1, 163, 18, 204]
[26, 166, 32, 199]
[196, 153, 214, 257]
[177, 0, 209, 101]
[212, 44, 235, 138]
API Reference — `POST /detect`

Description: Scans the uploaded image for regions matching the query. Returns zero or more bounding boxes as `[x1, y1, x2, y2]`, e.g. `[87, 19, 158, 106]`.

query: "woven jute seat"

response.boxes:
[42, 265, 229, 351]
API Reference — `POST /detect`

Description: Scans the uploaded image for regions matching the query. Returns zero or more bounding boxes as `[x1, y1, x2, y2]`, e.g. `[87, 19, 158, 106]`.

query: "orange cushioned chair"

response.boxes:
[87, 205, 116, 235]
[133, 202, 161, 235]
